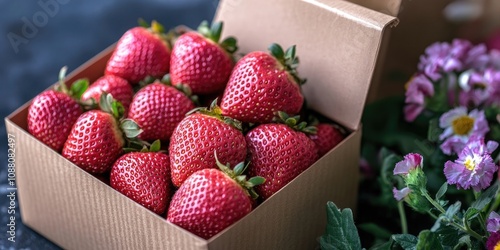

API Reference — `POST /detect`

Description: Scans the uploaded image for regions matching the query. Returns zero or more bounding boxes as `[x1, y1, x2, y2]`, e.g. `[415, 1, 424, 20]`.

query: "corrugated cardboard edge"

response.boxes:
[215, 0, 398, 131]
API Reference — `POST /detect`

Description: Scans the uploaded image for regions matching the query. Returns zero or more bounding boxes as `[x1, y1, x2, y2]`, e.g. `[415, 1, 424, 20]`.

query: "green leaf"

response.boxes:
[380, 154, 402, 186]
[435, 225, 462, 248]
[319, 202, 362, 250]
[427, 118, 441, 143]
[358, 223, 392, 240]
[392, 234, 417, 250]
[453, 235, 471, 250]
[444, 201, 461, 219]
[369, 240, 393, 250]
[435, 183, 448, 200]
[150, 139, 161, 152]
[220, 37, 238, 53]
[268, 43, 285, 60]
[121, 119, 143, 138]
[137, 18, 149, 28]
[416, 230, 443, 250]
[464, 207, 479, 221]
[247, 176, 265, 186]
[285, 45, 296, 60]
[471, 183, 499, 210]
[210, 21, 223, 43]
[70, 79, 89, 99]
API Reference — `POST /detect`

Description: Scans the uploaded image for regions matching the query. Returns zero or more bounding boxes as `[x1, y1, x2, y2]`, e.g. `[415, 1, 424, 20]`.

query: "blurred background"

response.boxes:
[0, 0, 218, 248]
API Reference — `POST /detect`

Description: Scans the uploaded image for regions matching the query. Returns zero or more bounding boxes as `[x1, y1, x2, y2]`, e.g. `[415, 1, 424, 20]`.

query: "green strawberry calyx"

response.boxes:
[214, 151, 265, 200]
[273, 111, 317, 135]
[197, 20, 238, 55]
[56, 66, 94, 107]
[268, 43, 307, 85]
[138, 18, 179, 49]
[161, 74, 199, 105]
[187, 99, 243, 130]
[99, 93, 145, 150]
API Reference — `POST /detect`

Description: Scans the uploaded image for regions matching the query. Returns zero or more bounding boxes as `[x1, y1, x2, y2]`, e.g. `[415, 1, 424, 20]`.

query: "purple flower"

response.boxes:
[418, 39, 473, 81]
[464, 43, 490, 70]
[487, 49, 500, 70]
[443, 137, 499, 192]
[394, 153, 423, 175]
[439, 107, 489, 155]
[487, 232, 500, 250]
[459, 68, 500, 107]
[404, 74, 434, 122]
[488, 211, 500, 233]
[393, 187, 411, 201]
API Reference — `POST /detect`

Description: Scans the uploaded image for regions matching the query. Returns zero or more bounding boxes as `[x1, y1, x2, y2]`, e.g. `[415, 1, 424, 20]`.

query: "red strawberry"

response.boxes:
[246, 113, 318, 200]
[170, 21, 237, 95]
[105, 21, 170, 84]
[110, 141, 170, 215]
[128, 81, 195, 141]
[167, 154, 264, 239]
[308, 123, 345, 157]
[81, 75, 133, 114]
[27, 67, 87, 152]
[220, 43, 305, 123]
[169, 101, 247, 187]
[62, 94, 142, 174]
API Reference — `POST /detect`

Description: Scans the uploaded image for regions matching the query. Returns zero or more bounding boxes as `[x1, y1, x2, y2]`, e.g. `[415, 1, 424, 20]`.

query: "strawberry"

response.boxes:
[110, 141, 171, 215]
[246, 113, 318, 200]
[169, 101, 247, 187]
[220, 43, 305, 123]
[105, 21, 170, 84]
[62, 94, 142, 174]
[81, 75, 134, 114]
[167, 153, 264, 239]
[308, 123, 345, 157]
[127, 81, 195, 141]
[27, 67, 87, 152]
[170, 21, 237, 95]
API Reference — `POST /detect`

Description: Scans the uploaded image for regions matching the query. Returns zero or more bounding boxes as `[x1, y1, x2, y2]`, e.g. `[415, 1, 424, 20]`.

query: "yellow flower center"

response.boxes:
[452, 116, 474, 135]
[495, 241, 500, 250]
[464, 157, 476, 171]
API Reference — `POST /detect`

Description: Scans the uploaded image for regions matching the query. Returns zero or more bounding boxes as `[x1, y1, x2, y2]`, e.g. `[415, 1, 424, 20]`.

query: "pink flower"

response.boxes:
[459, 68, 500, 107]
[488, 211, 500, 233]
[443, 137, 498, 192]
[392, 187, 411, 201]
[487, 231, 500, 250]
[439, 107, 489, 155]
[404, 74, 434, 122]
[418, 39, 477, 81]
[394, 153, 423, 175]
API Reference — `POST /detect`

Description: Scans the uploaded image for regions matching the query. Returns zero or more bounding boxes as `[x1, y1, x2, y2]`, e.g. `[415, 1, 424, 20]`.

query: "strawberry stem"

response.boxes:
[214, 151, 264, 200]
[268, 43, 306, 85]
[273, 111, 317, 134]
[187, 99, 242, 130]
[197, 20, 238, 54]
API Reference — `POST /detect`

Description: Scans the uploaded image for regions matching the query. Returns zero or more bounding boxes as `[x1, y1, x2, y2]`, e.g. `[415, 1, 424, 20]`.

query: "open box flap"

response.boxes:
[344, 0, 402, 16]
[215, 0, 397, 130]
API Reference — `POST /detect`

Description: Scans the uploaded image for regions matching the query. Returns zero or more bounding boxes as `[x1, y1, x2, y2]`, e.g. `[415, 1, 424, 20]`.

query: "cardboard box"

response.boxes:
[4, 0, 396, 249]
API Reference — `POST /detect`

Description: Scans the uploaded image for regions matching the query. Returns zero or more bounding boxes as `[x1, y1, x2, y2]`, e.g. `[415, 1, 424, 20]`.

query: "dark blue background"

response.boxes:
[0, 1, 217, 248]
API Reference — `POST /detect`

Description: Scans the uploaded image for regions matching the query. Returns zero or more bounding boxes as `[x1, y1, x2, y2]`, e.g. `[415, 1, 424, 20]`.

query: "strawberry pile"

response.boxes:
[26, 20, 346, 239]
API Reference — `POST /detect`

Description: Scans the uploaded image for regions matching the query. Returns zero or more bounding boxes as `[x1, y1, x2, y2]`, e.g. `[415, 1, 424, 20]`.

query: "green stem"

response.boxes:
[422, 189, 484, 242]
[421, 190, 446, 214]
[397, 201, 408, 234]
[462, 218, 485, 242]
[487, 185, 500, 215]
